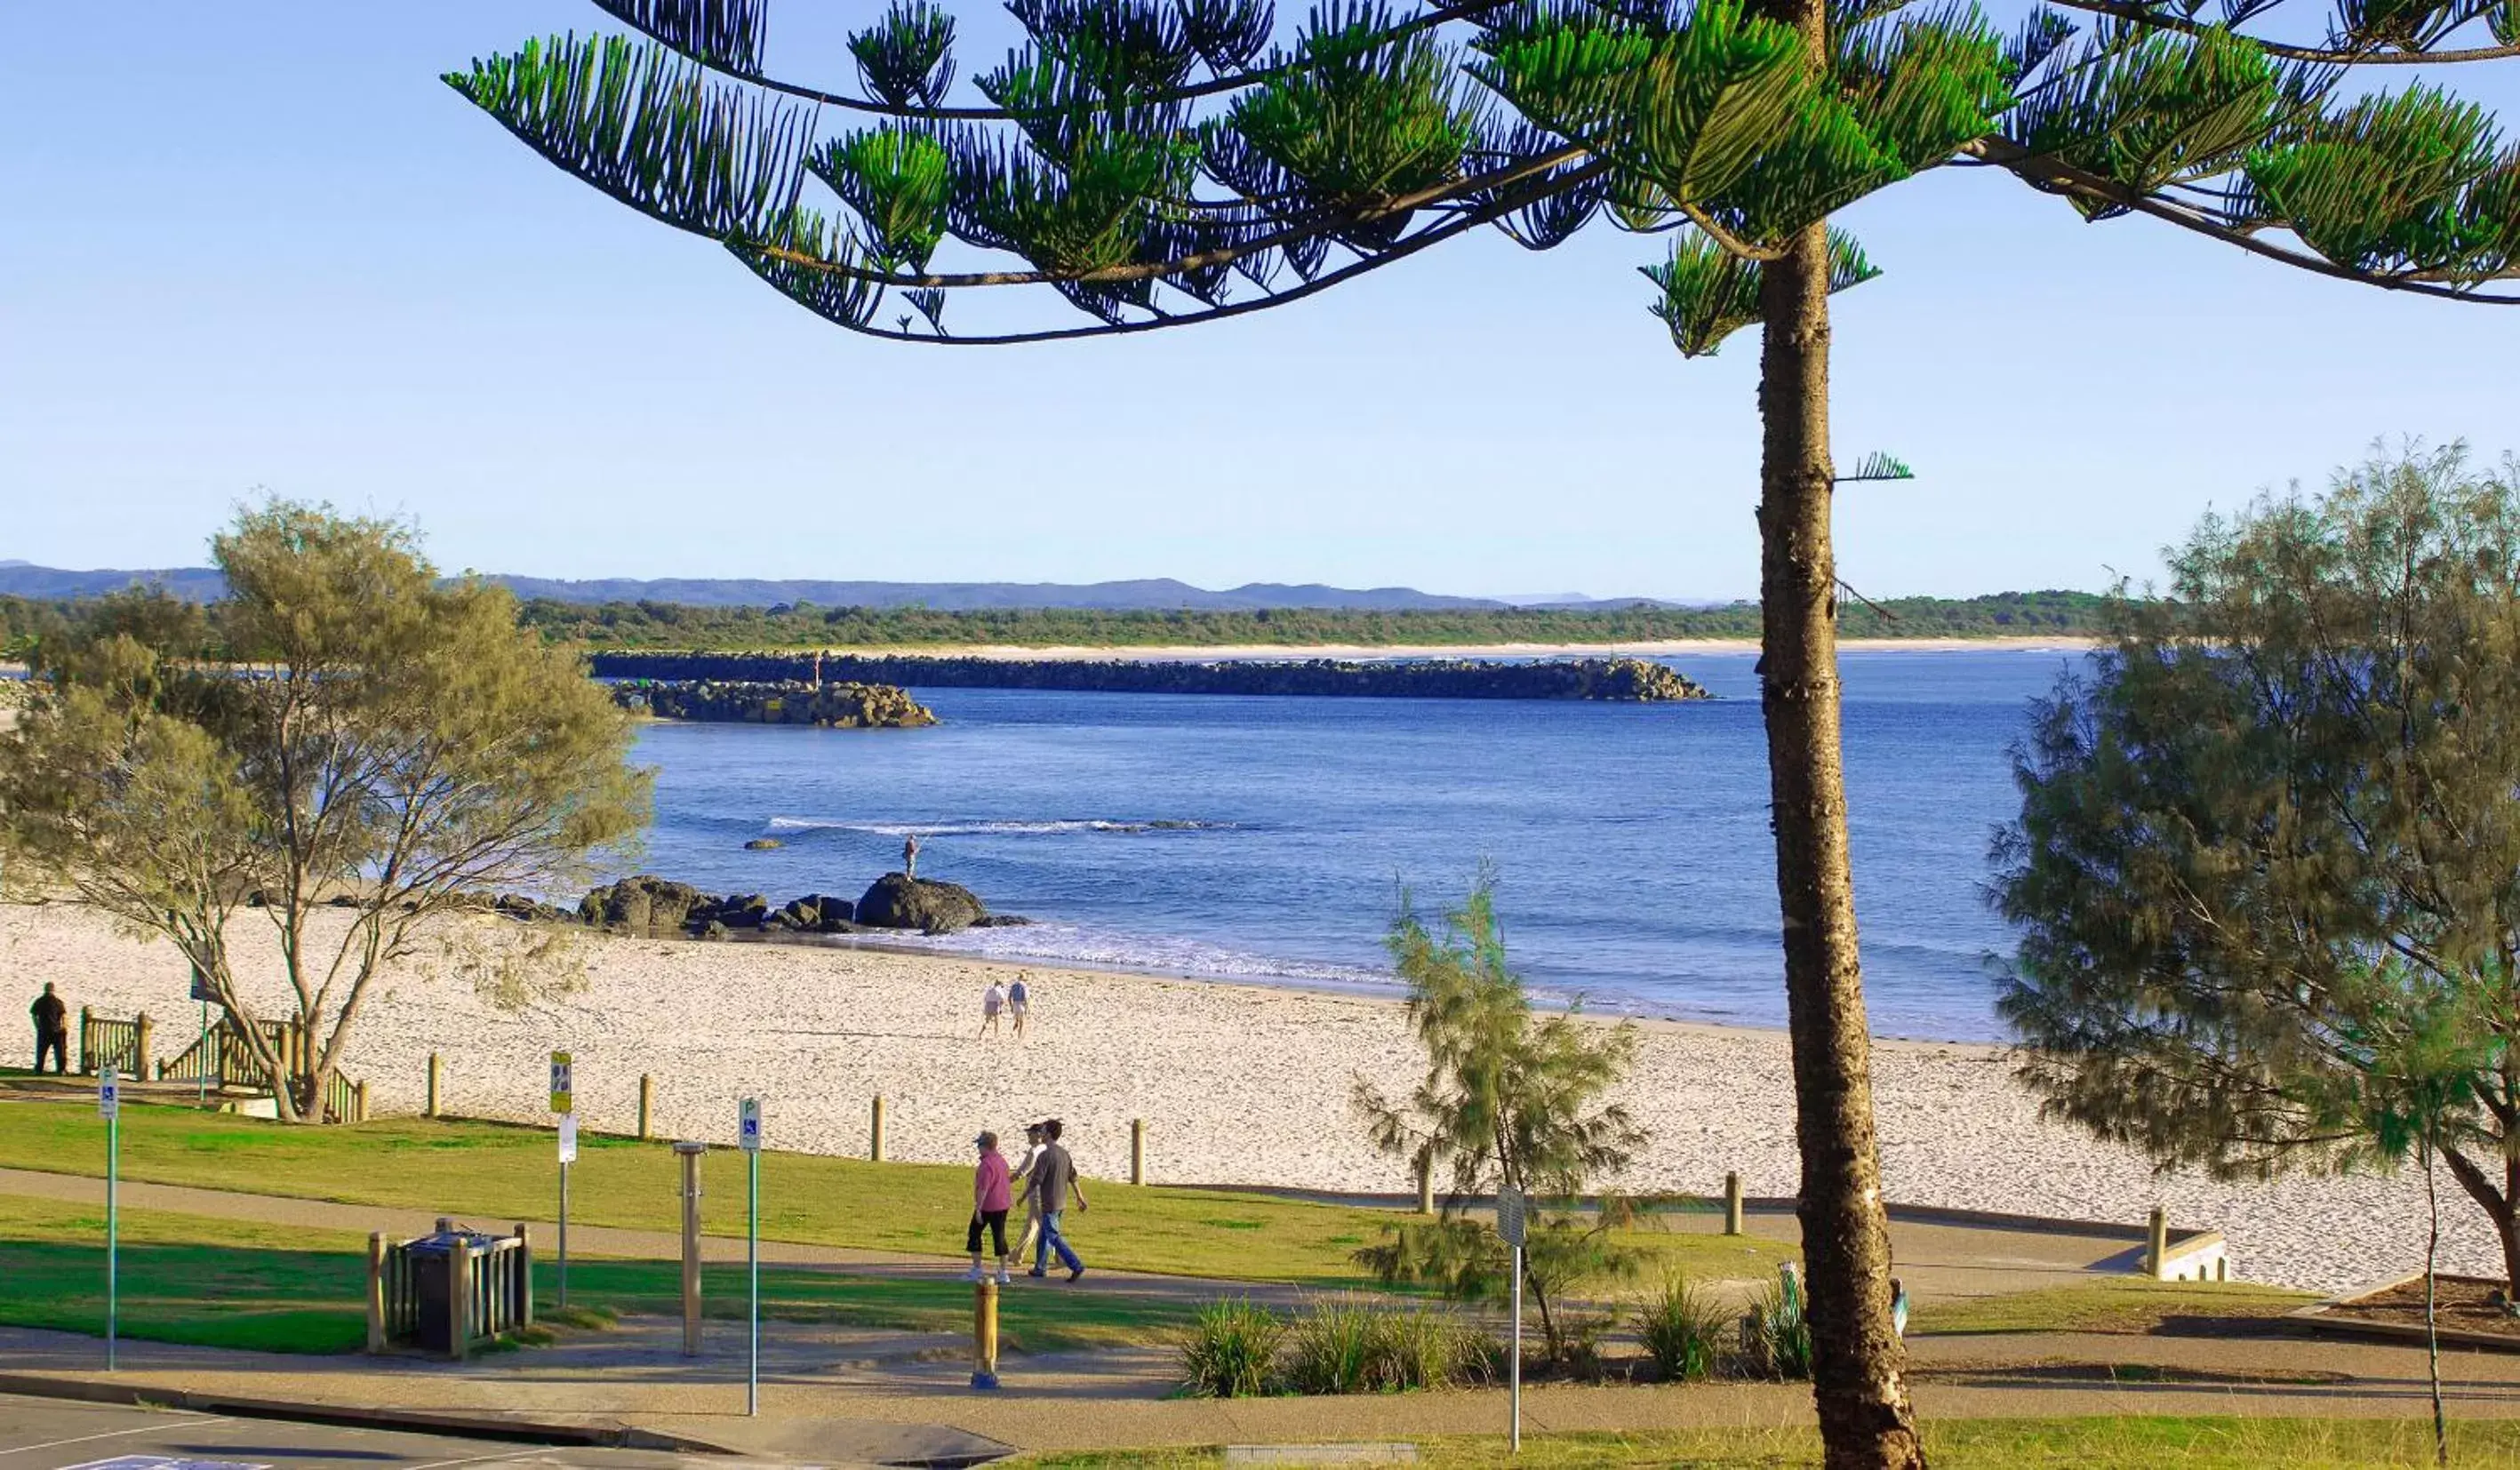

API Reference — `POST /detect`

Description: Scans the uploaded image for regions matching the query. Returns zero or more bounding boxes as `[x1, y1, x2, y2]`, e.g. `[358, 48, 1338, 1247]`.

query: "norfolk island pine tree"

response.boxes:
[447, 0, 2519, 1462]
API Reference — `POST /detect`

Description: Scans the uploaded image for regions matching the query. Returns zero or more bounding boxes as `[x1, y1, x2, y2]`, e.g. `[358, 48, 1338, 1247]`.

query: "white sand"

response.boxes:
[0, 901, 2438, 1296]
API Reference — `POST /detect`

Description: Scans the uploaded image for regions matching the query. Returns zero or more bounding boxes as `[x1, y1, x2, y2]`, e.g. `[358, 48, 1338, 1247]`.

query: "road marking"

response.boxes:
[397, 1449, 548, 1470]
[0, 1421, 230, 1459]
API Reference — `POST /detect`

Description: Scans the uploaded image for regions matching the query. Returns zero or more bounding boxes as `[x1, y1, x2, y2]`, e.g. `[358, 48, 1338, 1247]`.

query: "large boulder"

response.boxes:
[581, 875, 706, 932]
[855, 873, 987, 935]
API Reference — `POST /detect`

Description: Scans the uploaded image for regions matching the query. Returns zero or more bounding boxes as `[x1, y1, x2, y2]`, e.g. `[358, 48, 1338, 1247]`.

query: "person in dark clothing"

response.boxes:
[30, 983, 68, 1075]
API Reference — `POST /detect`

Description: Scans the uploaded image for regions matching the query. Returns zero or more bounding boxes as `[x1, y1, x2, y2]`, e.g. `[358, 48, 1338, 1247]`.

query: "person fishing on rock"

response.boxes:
[904, 832, 921, 880]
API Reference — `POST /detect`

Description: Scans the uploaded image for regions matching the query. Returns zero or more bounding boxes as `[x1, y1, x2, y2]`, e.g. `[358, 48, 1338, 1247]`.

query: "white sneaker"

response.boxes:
[996, 1270, 1013, 1285]
[963, 1265, 986, 1282]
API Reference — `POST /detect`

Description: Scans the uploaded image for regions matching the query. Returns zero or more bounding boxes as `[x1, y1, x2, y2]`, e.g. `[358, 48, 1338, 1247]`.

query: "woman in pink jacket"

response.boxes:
[965, 1130, 1014, 1283]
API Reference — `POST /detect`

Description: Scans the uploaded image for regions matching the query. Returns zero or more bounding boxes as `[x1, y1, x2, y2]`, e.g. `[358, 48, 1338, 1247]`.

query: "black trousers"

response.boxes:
[34, 1028, 66, 1074]
[967, 1209, 1008, 1256]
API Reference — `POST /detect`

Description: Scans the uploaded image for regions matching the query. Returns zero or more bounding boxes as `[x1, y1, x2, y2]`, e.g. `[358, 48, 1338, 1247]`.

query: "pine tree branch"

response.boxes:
[2041, 0, 2520, 65]
[1964, 136, 2520, 303]
[753, 156, 1615, 343]
[607, 0, 1523, 124]
[751, 141, 1595, 288]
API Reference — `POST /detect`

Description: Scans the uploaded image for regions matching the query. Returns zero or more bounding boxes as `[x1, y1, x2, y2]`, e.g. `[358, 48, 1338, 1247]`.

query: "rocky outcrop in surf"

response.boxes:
[500, 874, 1023, 939]
[588, 652, 1707, 702]
[612, 679, 937, 728]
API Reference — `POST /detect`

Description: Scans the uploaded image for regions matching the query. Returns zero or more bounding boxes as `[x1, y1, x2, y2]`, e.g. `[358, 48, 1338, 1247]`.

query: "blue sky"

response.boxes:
[2, 3, 2510, 601]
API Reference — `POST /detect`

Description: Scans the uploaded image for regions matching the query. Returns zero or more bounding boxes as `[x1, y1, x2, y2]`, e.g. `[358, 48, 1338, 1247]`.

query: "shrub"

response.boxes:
[1179, 1297, 1285, 1399]
[1279, 1295, 1492, 1394]
[1744, 1278, 1814, 1380]
[1638, 1274, 1726, 1383]
[1284, 1295, 1385, 1394]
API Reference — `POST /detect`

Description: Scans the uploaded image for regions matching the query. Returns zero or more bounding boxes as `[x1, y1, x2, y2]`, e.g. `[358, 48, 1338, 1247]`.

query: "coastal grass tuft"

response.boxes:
[1008, 1417, 2520, 1467]
[0, 1099, 1792, 1288]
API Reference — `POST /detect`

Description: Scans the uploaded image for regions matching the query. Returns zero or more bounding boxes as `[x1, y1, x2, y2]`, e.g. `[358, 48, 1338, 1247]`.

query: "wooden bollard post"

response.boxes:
[971, 1279, 1001, 1390]
[1131, 1119, 1146, 1186]
[2147, 1205, 2170, 1280]
[426, 1053, 442, 1118]
[513, 1223, 534, 1329]
[134, 1013, 153, 1080]
[1724, 1172, 1745, 1236]
[1415, 1156, 1435, 1216]
[364, 1232, 387, 1353]
[637, 1074, 654, 1140]
[355, 1081, 369, 1122]
[870, 1095, 887, 1163]
[676, 1141, 706, 1356]
[78, 1006, 92, 1074]
[448, 1234, 471, 1362]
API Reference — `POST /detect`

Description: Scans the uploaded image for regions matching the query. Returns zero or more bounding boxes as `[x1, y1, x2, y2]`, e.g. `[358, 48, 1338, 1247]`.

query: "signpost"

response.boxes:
[1495, 1185, 1528, 1455]
[550, 1051, 573, 1310]
[740, 1097, 762, 1417]
[188, 965, 216, 1107]
[100, 1067, 120, 1370]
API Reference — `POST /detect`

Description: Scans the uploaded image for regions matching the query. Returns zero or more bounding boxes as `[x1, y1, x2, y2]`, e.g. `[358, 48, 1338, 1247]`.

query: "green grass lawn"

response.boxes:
[0, 1193, 1191, 1354]
[1909, 1278, 2316, 1337]
[1011, 1418, 2520, 1468]
[0, 1098, 1792, 1288]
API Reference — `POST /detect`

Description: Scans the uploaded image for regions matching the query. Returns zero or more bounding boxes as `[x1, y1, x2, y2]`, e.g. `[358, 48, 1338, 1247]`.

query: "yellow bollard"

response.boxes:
[971, 1278, 1000, 1390]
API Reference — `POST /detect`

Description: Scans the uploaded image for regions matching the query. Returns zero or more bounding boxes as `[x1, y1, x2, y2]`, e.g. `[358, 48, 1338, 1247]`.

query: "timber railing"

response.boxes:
[81, 1009, 367, 1122]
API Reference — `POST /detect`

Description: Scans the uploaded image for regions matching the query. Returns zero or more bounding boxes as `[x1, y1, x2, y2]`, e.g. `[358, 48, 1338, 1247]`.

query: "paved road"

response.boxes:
[0, 1395, 752, 1470]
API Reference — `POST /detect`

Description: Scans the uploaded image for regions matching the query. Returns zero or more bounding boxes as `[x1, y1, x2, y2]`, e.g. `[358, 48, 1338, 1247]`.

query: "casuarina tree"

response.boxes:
[0, 504, 652, 1122]
[450, 0, 2519, 1459]
[1996, 445, 2520, 1297]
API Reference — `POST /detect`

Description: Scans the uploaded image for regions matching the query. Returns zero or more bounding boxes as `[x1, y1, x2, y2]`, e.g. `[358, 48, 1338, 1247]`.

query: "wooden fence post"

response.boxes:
[355, 1081, 369, 1123]
[1724, 1172, 1745, 1236]
[426, 1053, 442, 1118]
[78, 1006, 92, 1074]
[1131, 1119, 1146, 1186]
[513, 1223, 533, 1329]
[1415, 1155, 1435, 1216]
[448, 1236, 471, 1362]
[2147, 1205, 2170, 1280]
[870, 1094, 886, 1162]
[638, 1073, 653, 1140]
[134, 1013, 153, 1081]
[364, 1232, 387, 1353]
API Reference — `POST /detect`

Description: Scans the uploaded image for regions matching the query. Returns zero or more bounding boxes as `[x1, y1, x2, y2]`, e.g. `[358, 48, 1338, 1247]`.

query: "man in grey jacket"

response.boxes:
[1022, 1118, 1088, 1282]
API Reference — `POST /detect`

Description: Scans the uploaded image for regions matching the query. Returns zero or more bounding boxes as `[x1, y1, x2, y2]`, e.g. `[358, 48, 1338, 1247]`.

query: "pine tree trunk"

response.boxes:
[1756, 218, 1925, 1470]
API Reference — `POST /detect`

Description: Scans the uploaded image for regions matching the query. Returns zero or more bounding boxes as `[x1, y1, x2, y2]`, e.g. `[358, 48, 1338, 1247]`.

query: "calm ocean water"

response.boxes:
[626, 649, 2084, 1041]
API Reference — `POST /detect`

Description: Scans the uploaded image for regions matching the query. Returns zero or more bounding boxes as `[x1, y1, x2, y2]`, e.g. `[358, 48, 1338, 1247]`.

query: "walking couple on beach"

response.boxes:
[967, 1118, 1088, 1284]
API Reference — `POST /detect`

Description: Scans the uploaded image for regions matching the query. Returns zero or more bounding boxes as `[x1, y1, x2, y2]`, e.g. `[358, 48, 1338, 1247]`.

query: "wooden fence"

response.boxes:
[80, 1009, 366, 1122]
[371, 1224, 532, 1358]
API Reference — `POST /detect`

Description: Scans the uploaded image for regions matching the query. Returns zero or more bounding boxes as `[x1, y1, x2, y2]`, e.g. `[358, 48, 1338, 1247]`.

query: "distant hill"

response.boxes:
[0, 564, 1656, 611]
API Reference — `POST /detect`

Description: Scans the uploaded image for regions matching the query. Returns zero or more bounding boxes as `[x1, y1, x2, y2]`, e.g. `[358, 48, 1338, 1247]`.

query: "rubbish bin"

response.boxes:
[404, 1228, 496, 1354]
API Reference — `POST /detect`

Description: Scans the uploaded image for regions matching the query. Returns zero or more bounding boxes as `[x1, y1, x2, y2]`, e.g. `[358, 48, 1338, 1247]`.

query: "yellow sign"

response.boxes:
[549, 1051, 574, 1114]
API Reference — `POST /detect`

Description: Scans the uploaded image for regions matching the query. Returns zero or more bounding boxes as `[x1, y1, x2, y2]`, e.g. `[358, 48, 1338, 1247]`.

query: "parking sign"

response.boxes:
[98, 1067, 119, 1119]
[740, 1097, 762, 1152]
[1494, 1186, 1527, 1247]
[548, 1051, 573, 1114]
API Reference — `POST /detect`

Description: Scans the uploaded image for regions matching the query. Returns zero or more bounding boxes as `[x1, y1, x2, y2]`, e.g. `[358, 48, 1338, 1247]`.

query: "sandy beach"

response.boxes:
[0, 899, 2430, 1296]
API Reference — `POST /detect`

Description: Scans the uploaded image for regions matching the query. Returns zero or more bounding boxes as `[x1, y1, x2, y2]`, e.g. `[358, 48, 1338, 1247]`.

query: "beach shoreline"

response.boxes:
[0, 898, 2459, 1297]
[596, 636, 2100, 663]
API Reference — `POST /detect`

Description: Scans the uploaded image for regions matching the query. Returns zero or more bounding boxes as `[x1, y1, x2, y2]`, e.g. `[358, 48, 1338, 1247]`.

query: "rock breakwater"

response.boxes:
[506, 872, 1021, 939]
[612, 678, 937, 727]
[590, 652, 1706, 701]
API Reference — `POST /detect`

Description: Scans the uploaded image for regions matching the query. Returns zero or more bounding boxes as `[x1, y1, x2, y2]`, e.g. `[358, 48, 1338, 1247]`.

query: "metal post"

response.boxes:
[559, 1158, 571, 1310]
[1130, 1119, 1146, 1186]
[676, 1141, 706, 1356]
[1508, 1244, 1522, 1454]
[197, 1002, 208, 1107]
[748, 1146, 760, 1416]
[514, 1224, 533, 1329]
[870, 1094, 886, 1162]
[1724, 1171, 1745, 1236]
[105, 1104, 118, 1371]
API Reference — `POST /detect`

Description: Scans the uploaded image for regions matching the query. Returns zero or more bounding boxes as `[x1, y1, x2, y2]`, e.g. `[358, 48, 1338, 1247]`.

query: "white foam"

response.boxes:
[763, 816, 1235, 837]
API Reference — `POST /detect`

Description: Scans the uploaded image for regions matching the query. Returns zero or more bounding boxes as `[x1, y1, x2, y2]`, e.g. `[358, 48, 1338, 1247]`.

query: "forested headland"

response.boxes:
[0, 589, 2108, 660]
